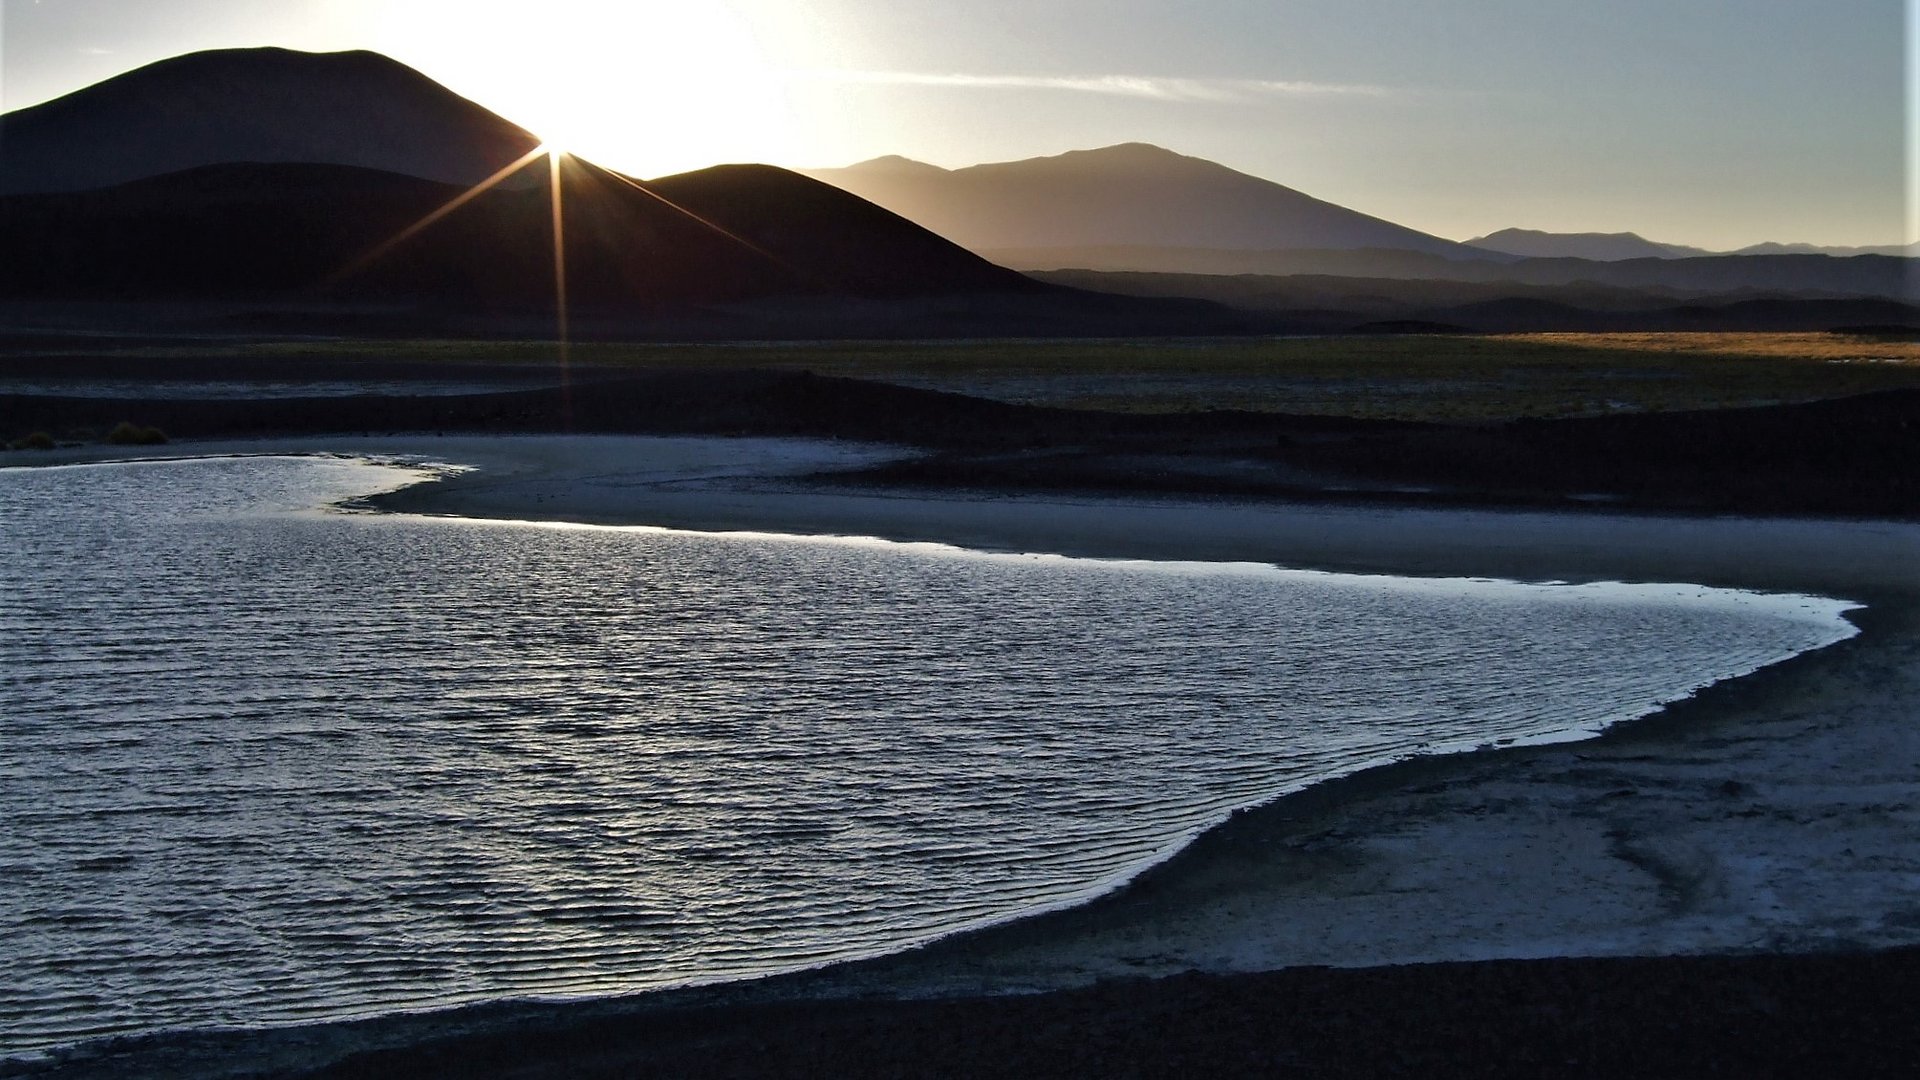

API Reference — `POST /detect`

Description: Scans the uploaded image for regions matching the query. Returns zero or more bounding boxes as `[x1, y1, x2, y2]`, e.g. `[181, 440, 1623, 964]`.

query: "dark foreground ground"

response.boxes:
[289, 948, 1920, 1079]
[17, 949, 1914, 1079]
[4, 352, 1918, 519]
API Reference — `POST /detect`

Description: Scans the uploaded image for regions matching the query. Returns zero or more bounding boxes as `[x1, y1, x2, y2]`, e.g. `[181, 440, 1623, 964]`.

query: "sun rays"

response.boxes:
[324, 144, 808, 377]
[598, 168, 796, 275]
[327, 146, 551, 288]
[547, 149, 570, 367]
[367, 1, 801, 180]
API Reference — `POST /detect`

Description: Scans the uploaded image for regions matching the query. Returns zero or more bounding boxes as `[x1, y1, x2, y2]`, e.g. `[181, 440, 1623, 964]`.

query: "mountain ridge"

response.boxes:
[0, 48, 1109, 327]
[0, 46, 542, 194]
[804, 143, 1482, 259]
[0, 157, 1044, 305]
[1465, 228, 1710, 261]
[1469, 226, 1914, 261]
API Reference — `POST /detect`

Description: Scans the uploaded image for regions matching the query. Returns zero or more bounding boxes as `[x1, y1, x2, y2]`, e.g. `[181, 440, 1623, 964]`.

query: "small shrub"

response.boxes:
[9, 431, 56, 451]
[106, 422, 168, 446]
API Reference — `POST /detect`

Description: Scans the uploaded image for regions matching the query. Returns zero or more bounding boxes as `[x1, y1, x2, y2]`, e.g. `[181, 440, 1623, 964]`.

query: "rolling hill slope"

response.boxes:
[0, 156, 1044, 306]
[0, 47, 542, 194]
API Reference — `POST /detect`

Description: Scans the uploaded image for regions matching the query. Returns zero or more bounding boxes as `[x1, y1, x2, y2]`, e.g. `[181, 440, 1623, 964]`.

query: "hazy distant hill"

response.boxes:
[0, 47, 541, 194]
[1465, 228, 1711, 261]
[988, 245, 1910, 300]
[984, 246, 1500, 278]
[1468, 228, 1914, 261]
[804, 143, 1481, 259]
[1731, 241, 1917, 258]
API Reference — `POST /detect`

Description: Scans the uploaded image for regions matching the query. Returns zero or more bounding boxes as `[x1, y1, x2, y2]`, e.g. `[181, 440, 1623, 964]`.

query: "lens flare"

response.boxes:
[599, 168, 796, 276]
[328, 143, 803, 370]
[327, 147, 550, 286]
[548, 149, 570, 368]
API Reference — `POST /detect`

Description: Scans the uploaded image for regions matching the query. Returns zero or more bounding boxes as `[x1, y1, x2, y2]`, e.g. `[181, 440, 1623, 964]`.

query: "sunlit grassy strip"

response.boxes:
[68, 334, 1920, 422]
[1497, 332, 1920, 365]
[241, 331, 1919, 369]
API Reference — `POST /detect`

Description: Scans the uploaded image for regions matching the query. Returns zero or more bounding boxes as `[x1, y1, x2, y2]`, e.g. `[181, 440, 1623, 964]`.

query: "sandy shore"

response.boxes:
[9, 432, 1918, 1077]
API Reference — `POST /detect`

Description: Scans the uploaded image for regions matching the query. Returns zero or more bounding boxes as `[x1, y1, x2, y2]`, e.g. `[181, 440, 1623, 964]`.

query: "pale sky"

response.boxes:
[0, 0, 1908, 248]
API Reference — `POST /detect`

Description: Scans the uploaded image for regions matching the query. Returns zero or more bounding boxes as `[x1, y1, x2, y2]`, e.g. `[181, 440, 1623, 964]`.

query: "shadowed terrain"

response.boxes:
[6, 350, 1916, 518]
[0, 158, 1040, 306]
[1034, 269, 1920, 333]
[285, 947, 1920, 1080]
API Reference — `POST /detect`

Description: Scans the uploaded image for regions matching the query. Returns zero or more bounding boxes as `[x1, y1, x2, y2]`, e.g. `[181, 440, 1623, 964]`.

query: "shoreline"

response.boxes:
[8, 433, 1918, 1078]
[21, 433, 1915, 595]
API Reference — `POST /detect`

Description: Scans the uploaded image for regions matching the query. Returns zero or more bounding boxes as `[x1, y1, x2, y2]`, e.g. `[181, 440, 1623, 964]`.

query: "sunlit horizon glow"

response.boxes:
[364, 0, 805, 181]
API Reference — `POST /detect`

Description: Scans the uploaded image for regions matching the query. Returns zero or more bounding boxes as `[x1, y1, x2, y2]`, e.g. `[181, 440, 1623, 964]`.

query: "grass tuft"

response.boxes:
[105, 422, 169, 446]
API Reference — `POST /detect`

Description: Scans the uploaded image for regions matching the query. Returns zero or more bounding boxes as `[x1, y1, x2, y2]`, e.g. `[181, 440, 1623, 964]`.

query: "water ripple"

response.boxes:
[0, 455, 1855, 1057]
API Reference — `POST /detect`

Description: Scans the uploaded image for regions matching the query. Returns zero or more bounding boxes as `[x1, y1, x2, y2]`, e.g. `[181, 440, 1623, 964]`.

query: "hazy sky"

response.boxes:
[1, 0, 1908, 248]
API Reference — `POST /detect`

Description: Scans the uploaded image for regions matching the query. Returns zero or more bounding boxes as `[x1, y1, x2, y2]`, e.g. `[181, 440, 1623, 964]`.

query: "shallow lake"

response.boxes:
[0, 453, 1856, 1055]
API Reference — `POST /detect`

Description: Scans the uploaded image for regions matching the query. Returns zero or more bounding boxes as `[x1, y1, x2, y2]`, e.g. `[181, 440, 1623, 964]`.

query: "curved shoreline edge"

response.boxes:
[7, 434, 1918, 1079]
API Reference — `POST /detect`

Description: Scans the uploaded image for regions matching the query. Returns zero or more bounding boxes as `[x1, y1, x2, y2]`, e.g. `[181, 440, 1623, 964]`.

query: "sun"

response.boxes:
[370, 1, 801, 179]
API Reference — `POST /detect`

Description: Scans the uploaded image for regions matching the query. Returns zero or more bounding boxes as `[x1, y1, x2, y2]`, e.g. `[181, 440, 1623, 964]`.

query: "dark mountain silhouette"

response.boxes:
[804, 143, 1480, 259]
[12, 48, 1897, 338]
[0, 47, 1226, 336]
[0, 47, 541, 194]
[1465, 228, 1710, 261]
[0, 156, 1044, 306]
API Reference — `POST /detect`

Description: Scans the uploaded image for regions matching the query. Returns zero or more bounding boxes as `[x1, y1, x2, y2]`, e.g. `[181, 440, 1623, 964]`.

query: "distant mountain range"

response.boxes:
[1467, 227, 1914, 262]
[1463, 229, 1710, 261]
[2, 48, 1910, 337]
[803, 144, 1481, 260]
[804, 146, 1910, 304]
[1, 48, 1186, 336]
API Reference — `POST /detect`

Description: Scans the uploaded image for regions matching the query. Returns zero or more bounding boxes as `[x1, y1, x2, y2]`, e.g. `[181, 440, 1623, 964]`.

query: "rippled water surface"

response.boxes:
[0, 454, 1856, 1055]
